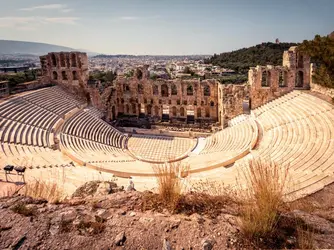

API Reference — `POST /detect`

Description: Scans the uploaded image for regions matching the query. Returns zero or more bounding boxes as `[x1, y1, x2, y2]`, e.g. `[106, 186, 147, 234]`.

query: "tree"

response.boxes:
[298, 34, 334, 88]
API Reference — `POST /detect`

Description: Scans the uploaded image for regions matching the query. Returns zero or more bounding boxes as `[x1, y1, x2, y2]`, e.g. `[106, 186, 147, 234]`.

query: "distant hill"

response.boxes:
[0, 40, 97, 56]
[206, 42, 299, 73]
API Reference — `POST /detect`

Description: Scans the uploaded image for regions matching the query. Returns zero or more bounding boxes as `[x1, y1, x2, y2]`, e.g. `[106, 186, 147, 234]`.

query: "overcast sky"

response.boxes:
[0, 0, 333, 55]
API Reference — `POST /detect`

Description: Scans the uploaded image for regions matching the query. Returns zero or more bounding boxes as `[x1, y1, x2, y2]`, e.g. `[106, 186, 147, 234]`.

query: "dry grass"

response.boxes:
[22, 180, 65, 203]
[296, 224, 315, 249]
[152, 162, 189, 211]
[239, 158, 290, 239]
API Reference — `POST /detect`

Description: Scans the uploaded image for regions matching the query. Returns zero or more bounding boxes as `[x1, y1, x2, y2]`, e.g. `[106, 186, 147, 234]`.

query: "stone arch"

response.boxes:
[138, 84, 144, 94]
[118, 104, 124, 113]
[72, 71, 78, 80]
[51, 54, 57, 67]
[172, 106, 177, 116]
[132, 103, 136, 114]
[205, 107, 210, 117]
[52, 71, 58, 80]
[155, 106, 159, 116]
[180, 107, 185, 116]
[62, 71, 67, 80]
[296, 71, 303, 87]
[71, 54, 77, 67]
[161, 84, 169, 97]
[136, 69, 143, 80]
[153, 85, 159, 95]
[147, 104, 152, 115]
[171, 84, 177, 95]
[187, 84, 193, 95]
[203, 85, 210, 96]
[197, 108, 201, 117]
[60, 53, 66, 67]
[261, 70, 270, 87]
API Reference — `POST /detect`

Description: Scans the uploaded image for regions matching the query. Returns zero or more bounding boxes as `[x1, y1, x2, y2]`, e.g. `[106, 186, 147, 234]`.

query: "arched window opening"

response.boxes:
[171, 84, 177, 95]
[279, 71, 287, 87]
[155, 106, 159, 116]
[172, 106, 177, 116]
[153, 85, 159, 95]
[137, 69, 143, 80]
[125, 104, 130, 114]
[210, 101, 215, 107]
[161, 84, 169, 97]
[205, 107, 210, 118]
[194, 100, 197, 106]
[71, 54, 77, 67]
[197, 108, 201, 117]
[147, 105, 152, 115]
[72, 71, 78, 80]
[60, 53, 66, 67]
[52, 71, 58, 80]
[204, 85, 210, 96]
[261, 70, 270, 87]
[180, 107, 185, 116]
[296, 71, 303, 87]
[144, 98, 147, 104]
[187, 85, 193, 96]
[51, 54, 57, 67]
[62, 71, 67, 80]
[132, 103, 136, 114]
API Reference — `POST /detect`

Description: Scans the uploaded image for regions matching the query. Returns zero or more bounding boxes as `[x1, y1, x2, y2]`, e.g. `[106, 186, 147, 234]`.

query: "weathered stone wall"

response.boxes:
[219, 84, 249, 127]
[249, 46, 311, 109]
[108, 66, 219, 124]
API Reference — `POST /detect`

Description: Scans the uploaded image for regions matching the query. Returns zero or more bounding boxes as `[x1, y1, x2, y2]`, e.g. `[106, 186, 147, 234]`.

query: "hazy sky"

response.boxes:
[0, 0, 333, 55]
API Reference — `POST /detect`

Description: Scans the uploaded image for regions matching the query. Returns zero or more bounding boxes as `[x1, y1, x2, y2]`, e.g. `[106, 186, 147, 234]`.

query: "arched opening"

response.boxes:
[171, 84, 177, 95]
[147, 105, 152, 116]
[136, 69, 143, 80]
[261, 71, 270, 87]
[193, 100, 197, 106]
[51, 54, 57, 67]
[138, 84, 144, 94]
[112, 106, 116, 119]
[72, 71, 78, 80]
[153, 85, 159, 95]
[180, 107, 185, 116]
[71, 54, 77, 67]
[132, 103, 136, 114]
[161, 84, 169, 97]
[205, 107, 210, 118]
[52, 71, 58, 80]
[155, 106, 159, 116]
[60, 53, 66, 67]
[187, 84, 193, 95]
[118, 104, 124, 113]
[204, 85, 210, 96]
[66, 54, 70, 67]
[125, 104, 130, 114]
[172, 106, 177, 116]
[296, 71, 303, 87]
[279, 71, 287, 87]
[62, 71, 67, 80]
[210, 101, 215, 107]
[197, 108, 201, 117]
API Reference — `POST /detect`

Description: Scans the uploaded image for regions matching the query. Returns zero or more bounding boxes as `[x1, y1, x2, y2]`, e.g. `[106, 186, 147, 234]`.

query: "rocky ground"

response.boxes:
[0, 181, 334, 249]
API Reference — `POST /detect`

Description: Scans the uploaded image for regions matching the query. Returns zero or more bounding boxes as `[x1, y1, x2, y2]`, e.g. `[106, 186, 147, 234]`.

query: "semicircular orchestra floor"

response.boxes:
[126, 135, 197, 162]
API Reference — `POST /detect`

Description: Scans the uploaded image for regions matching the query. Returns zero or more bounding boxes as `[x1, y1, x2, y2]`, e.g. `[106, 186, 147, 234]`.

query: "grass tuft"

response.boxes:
[23, 180, 65, 203]
[152, 162, 189, 211]
[11, 203, 36, 216]
[239, 158, 289, 240]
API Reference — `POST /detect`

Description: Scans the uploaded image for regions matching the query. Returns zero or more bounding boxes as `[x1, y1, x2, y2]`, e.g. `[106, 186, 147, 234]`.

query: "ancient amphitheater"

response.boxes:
[1, 47, 334, 201]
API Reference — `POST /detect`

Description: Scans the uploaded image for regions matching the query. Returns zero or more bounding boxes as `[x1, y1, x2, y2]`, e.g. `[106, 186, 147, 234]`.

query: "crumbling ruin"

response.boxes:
[39, 47, 311, 128]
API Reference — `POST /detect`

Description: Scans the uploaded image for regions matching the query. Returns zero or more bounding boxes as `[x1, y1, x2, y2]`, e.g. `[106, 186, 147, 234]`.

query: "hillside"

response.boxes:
[0, 40, 75, 55]
[206, 42, 298, 73]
